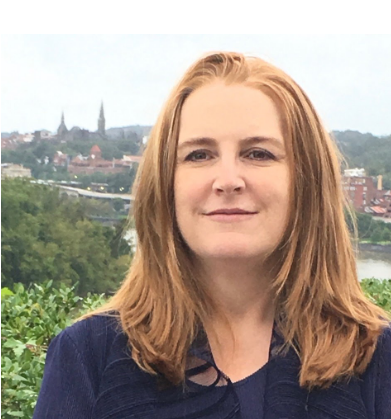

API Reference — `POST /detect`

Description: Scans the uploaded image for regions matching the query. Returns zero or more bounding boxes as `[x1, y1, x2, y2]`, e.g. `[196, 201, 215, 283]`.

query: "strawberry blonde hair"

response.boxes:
[84, 51, 389, 389]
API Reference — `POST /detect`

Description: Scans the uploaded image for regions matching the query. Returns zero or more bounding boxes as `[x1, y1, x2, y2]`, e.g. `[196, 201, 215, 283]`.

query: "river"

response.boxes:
[357, 249, 391, 280]
[124, 230, 391, 280]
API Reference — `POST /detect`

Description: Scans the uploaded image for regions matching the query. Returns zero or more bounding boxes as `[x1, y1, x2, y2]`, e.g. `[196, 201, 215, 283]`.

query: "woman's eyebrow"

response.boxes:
[177, 136, 285, 152]
[177, 137, 216, 152]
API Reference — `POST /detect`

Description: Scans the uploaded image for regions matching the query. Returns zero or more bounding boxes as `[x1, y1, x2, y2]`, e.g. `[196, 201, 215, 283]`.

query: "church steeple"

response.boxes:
[57, 111, 68, 137]
[98, 102, 105, 135]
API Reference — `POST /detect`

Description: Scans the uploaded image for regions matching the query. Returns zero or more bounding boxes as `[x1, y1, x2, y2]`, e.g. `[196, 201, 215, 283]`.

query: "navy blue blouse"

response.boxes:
[186, 359, 267, 419]
[33, 315, 391, 419]
[233, 367, 267, 419]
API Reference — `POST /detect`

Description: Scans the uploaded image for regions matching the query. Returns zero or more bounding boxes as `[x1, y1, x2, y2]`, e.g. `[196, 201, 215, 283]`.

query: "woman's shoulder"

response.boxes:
[62, 313, 123, 343]
[34, 315, 138, 418]
[370, 323, 391, 366]
[50, 313, 130, 371]
[374, 323, 391, 369]
[56, 313, 122, 346]
[378, 323, 391, 345]
[361, 324, 391, 373]
[357, 323, 391, 416]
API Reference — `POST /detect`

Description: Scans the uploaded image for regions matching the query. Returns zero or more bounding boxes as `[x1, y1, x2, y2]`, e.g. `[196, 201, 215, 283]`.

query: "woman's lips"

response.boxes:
[204, 211, 257, 222]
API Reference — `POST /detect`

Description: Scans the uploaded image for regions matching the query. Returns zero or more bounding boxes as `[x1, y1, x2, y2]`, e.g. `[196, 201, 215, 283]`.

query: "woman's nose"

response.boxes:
[212, 161, 245, 194]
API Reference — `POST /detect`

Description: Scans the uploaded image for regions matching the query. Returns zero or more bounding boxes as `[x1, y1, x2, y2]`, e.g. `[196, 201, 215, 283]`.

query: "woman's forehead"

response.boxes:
[178, 82, 284, 145]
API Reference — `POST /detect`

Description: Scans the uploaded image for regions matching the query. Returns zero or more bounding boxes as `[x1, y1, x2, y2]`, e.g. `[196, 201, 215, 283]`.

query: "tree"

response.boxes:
[106, 168, 137, 193]
[100, 142, 123, 160]
[117, 137, 139, 154]
[1, 178, 131, 295]
[112, 198, 124, 212]
[381, 228, 391, 243]
[370, 227, 383, 243]
[334, 131, 391, 190]
[31, 141, 57, 161]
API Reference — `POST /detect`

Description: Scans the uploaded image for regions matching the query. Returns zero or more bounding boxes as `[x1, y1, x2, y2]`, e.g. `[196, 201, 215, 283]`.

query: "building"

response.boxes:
[57, 112, 68, 138]
[344, 168, 366, 177]
[367, 189, 391, 219]
[98, 102, 105, 136]
[1, 137, 18, 150]
[1, 132, 34, 149]
[343, 169, 391, 218]
[56, 103, 107, 142]
[122, 155, 142, 164]
[1, 163, 32, 179]
[90, 144, 102, 160]
[53, 151, 69, 167]
[40, 130, 54, 140]
[342, 170, 377, 210]
[68, 145, 136, 176]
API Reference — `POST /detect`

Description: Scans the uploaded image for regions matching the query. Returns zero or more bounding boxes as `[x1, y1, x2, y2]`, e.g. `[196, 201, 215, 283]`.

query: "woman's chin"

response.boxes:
[197, 244, 266, 262]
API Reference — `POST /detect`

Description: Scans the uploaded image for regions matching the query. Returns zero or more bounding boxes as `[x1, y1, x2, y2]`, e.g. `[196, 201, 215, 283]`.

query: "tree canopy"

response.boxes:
[1, 178, 132, 295]
[334, 131, 391, 189]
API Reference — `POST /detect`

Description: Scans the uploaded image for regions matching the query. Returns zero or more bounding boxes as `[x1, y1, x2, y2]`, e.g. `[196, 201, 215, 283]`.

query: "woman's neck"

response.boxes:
[198, 257, 276, 323]
[195, 257, 276, 374]
[197, 259, 276, 382]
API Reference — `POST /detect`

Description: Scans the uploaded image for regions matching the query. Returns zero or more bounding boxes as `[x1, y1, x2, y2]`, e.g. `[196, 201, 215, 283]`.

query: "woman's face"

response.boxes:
[174, 81, 290, 265]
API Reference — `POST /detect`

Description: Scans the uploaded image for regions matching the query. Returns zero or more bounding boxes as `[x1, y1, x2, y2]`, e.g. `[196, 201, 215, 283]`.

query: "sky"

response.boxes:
[2, 34, 391, 136]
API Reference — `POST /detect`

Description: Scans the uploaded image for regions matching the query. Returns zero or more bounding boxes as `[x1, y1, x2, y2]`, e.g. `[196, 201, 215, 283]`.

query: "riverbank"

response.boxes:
[358, 243, 391, 253]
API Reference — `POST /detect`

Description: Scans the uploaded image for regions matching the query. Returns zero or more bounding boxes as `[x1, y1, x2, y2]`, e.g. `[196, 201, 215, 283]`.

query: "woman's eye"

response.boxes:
[247, 149, 275, 160]
[185, 150, 210, 161]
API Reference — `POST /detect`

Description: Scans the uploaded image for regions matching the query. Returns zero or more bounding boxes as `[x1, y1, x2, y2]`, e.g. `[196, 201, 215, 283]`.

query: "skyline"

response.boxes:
[2, 35, 391, 136]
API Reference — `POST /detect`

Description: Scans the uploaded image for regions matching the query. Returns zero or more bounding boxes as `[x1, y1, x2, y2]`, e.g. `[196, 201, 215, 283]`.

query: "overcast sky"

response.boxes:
[2, 34, 391, 136]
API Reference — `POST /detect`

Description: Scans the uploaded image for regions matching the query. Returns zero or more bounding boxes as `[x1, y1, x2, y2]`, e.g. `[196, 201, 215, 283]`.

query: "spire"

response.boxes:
[57, 111, 68, 137]
[98, 101, 105, 135]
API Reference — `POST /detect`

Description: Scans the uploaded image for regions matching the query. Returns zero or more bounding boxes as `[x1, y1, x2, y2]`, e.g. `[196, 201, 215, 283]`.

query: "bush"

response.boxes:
[1, 281, 106, 419]
[1, 278, 390, 418]
[361, 278, 391, 313]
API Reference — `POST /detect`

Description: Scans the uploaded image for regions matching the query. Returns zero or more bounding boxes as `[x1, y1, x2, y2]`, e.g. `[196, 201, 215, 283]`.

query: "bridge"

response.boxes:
[56, 185, 134, 203]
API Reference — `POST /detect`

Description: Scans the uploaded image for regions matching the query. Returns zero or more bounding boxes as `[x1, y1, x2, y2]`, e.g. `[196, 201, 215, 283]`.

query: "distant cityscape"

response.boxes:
[1, 104, 391, 222]
[1, 102, 147, 177]
[342, 169, 390, 220]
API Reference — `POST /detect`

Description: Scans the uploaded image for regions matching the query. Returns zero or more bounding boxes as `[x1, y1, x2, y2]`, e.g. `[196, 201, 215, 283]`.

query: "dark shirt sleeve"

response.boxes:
[33, 329, 95, 419]
[375, 326, 391, 419]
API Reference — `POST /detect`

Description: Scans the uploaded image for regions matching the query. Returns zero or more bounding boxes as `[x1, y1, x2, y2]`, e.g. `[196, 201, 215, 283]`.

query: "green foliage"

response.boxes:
[1, 278, 391, 419]
[112, 198, 125, 212]
[1, 178, 132, 295]
[1, 136, 140, 188]
[381, 229, 391, 242]
[104, 218, 134, 258]
[80, 197, 116, 218]
[361, 278, 391, 313]
[1, 288, 14, 299]
[1, 278, 390, 418]
[1, 281, 107, 419]
[370, 227, 383, 243]
[75, 168, 137, 193]
[334, 131, 391, 189]
[345, 210, 391, 243]
[2, 135, 140, 167]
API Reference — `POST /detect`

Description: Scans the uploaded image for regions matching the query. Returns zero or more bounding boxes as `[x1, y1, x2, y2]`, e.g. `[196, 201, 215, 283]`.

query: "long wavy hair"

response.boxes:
[84, 51, 389, 389]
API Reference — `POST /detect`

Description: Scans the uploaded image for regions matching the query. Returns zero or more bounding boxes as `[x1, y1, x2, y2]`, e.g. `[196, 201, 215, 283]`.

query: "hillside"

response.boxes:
[332, 130, 391, 189]
[105, 125, 152, 140]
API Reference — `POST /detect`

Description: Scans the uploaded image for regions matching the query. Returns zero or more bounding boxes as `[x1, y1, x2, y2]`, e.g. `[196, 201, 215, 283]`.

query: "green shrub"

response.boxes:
[1, 281, 106, 419]
[361, 278, 391, 313]
[1, 278, 390, 418]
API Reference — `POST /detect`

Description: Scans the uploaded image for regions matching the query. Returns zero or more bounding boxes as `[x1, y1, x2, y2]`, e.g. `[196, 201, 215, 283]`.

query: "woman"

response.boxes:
[33, 52, 391, 419]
